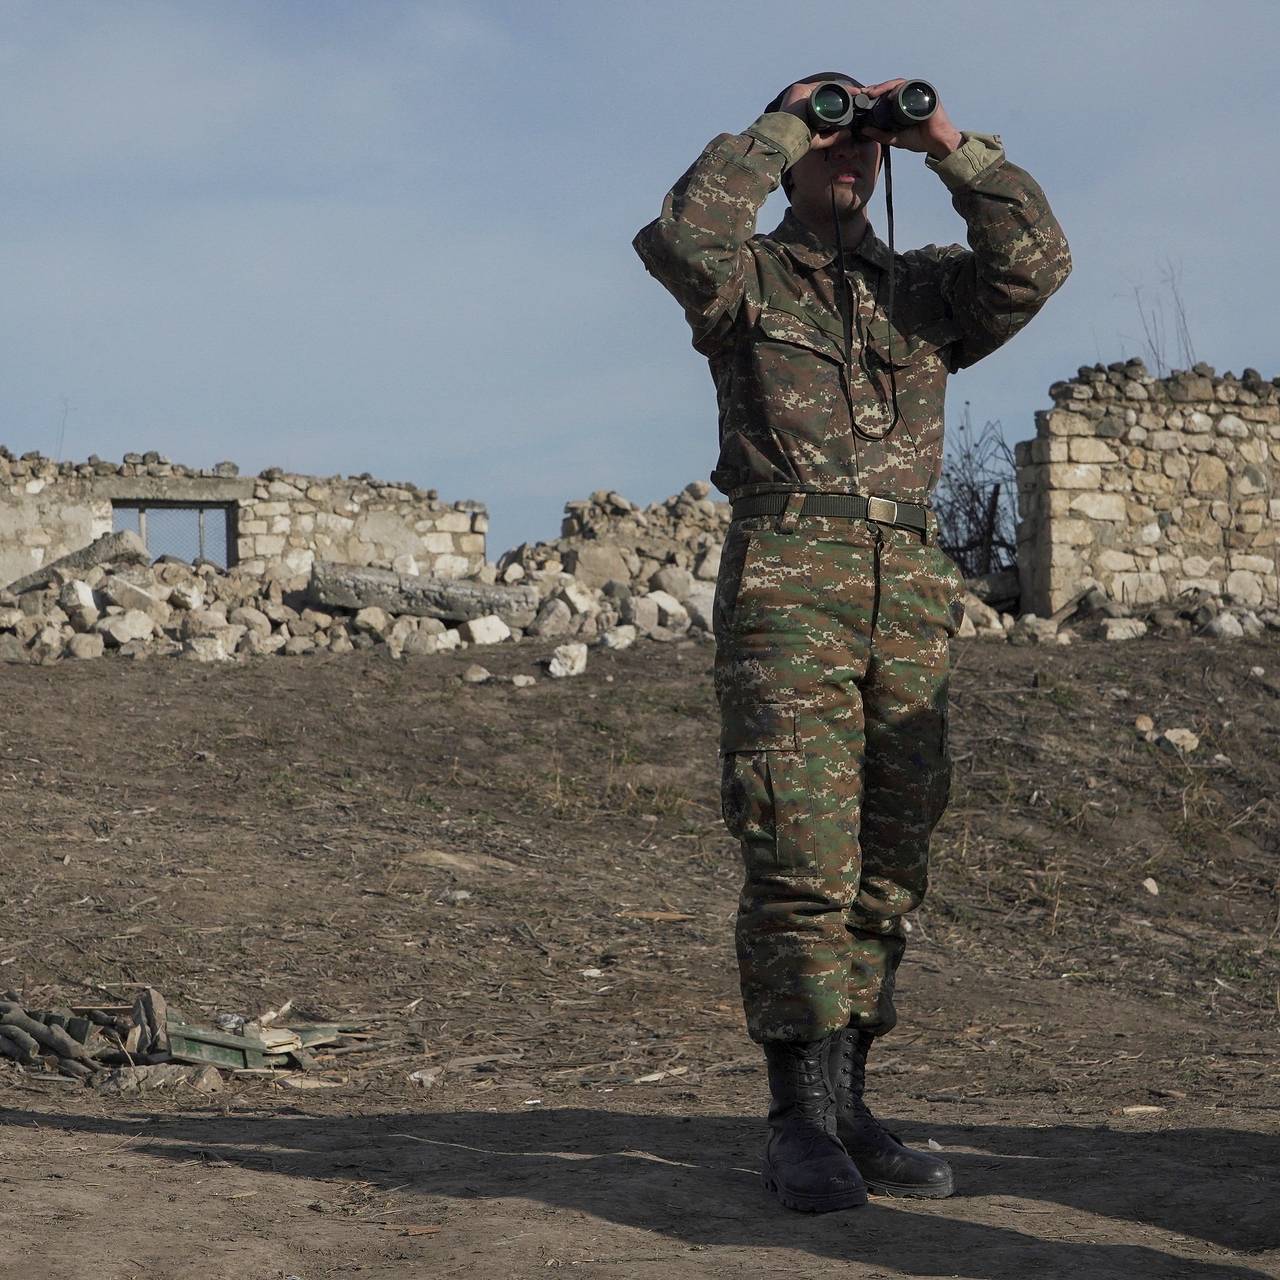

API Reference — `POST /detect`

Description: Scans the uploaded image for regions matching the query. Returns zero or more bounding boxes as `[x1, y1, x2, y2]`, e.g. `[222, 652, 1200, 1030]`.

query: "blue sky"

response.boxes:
[1, 0, 1275, 556]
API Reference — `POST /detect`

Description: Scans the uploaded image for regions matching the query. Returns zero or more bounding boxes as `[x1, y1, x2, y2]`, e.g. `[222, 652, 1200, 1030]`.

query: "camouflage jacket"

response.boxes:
[633, 112, 1071, 503]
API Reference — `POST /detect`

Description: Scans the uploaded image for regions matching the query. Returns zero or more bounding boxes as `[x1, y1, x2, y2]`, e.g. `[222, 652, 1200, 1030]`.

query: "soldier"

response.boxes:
[633, 73, 1070, 1212]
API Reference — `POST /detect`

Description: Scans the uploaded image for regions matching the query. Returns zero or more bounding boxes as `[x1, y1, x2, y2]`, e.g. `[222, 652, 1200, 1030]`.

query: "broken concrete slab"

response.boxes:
[6, 530, 150, 596]
[308, 561, 540, 629]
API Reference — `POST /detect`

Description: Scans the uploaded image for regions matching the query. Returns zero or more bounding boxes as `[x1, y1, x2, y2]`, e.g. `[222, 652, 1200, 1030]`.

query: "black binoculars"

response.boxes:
[804, 79, 938, 135]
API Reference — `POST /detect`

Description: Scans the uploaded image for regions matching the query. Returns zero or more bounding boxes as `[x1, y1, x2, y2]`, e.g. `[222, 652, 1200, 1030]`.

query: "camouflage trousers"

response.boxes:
[714, 509, 965, 1045]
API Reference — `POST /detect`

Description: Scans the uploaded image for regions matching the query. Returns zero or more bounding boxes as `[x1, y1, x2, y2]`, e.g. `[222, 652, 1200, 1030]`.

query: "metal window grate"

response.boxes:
[111, 504, 233, 568]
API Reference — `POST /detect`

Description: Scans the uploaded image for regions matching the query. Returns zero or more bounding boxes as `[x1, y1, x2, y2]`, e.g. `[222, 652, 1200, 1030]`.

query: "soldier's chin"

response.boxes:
[831, 186, 863, 213]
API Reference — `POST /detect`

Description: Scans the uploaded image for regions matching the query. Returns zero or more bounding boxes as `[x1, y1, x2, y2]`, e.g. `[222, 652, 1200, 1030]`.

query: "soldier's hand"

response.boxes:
[778, 81, 844, 150]
[859, 78, 963, 161]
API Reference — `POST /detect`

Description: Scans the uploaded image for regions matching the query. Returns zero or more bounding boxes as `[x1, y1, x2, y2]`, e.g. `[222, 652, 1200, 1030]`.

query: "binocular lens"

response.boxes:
[897, 81, 936, 121]
[810, 83, 852, 123]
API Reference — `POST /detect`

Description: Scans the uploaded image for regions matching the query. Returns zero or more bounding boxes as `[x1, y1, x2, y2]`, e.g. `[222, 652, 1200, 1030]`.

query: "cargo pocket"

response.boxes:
[926, 698, 953, 828]
[932, 545, 966, 638]
[712, 524, 762, 639]
[719, 700, 814, 869]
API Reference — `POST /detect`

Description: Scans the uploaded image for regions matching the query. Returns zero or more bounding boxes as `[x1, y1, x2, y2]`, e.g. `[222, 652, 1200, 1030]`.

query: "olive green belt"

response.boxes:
[730, 491, 929, 535]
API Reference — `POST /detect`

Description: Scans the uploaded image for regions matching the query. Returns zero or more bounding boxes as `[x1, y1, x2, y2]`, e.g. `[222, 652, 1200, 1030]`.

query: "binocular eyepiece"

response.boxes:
[805, 79, 938, 135]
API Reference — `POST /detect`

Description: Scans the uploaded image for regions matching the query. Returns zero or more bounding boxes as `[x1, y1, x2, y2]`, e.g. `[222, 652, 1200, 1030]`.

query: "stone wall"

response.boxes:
[1015, 361, 1280, 615]
[0, 448, 485, 589]
[233, 470, 485, 580]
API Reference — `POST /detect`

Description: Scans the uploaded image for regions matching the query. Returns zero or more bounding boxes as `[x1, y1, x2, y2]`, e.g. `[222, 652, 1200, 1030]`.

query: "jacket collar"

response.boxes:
[767, 209, 893, 273]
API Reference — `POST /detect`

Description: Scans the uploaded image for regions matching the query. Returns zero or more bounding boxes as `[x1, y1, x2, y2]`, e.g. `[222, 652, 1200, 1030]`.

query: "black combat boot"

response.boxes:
[761, 1036, 868, 1212]
[833, 1027, 954, 1198]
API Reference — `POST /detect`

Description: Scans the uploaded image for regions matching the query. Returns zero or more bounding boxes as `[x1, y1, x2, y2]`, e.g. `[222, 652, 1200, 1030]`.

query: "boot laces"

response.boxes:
[840, 1030, 902, 1141]
[840, 1031, 879, 1124]
[790, 1044, 836, 1125]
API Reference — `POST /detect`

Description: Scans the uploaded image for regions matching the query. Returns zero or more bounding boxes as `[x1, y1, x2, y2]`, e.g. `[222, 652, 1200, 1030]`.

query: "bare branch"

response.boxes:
[936, 406, 1018, 578]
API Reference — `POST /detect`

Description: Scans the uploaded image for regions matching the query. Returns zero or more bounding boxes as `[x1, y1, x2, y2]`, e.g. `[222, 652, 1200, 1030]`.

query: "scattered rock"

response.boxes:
[99, 575, 165, 618]
[1008, 615, 1059, 646]
[57, 580, 96, 614]
[66, 633, 105, 660]
[557, 580, 596, 617]
[459, 614, 511, 646]
[650, 564, 693, 602]
[183, 633, 235, 663]
[1102, 618, 1148, 641]
[560, 542, 631, 591]
[462, 663, 492, 684]
[168, 582, 203, 611]
[963, 593, 1003, 632]
[684, 584, 716, 632]
[622, 594, 660, 634]
[1204, 613, 1244, 640]
[529, 597, 573, 638]
[229, 605, 271, 636]
[548, 642, 588, 678]
[646, 590, 690, 632]
[600, 625, 637, 651]
[1158, 727, 1200, 755]
[97, 609, 155, 647]
[693, 545, 722, 581]
[354, 606, 392, 637]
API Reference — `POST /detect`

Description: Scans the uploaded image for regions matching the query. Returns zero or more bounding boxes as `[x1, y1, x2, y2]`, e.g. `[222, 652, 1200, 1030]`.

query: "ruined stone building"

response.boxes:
[1015, 361, 1279, 615]
[0, 449, 487, 589]
[5, 358, 1278, 625]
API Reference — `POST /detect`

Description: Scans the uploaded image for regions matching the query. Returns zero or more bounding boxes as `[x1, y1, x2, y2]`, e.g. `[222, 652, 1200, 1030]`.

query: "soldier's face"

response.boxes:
[788, 81, 881, 221]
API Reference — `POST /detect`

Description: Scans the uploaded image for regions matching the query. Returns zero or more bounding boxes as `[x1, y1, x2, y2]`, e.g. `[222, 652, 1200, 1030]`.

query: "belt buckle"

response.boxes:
[866, 495, 898, 526]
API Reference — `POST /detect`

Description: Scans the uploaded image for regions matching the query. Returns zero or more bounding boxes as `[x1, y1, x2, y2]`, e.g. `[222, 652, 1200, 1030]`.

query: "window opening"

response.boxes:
[111, 503, 235, 568]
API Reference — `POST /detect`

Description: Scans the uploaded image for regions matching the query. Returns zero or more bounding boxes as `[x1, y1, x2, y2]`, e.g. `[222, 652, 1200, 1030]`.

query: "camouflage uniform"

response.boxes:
[634, 111, 1070, 1044]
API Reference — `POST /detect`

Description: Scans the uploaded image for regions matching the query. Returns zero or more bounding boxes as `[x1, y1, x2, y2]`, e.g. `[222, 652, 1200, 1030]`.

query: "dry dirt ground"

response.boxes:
[1, 632, 1277, 1280]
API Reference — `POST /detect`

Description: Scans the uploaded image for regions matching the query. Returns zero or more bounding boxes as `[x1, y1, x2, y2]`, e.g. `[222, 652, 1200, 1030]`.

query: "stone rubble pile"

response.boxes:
[0, 478, 727, 666]
[962, 582, 1280, 646]
[0, 549, 505, 667]
[496, 481, 730, 634]
[3, 474, 1275, 669]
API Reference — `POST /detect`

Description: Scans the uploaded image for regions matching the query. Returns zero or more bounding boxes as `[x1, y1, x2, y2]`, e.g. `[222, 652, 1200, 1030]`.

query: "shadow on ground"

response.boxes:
[5, 1105, 1276, 1279]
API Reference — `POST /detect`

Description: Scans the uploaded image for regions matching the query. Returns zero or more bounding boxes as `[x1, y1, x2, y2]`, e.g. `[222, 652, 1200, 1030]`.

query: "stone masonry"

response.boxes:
[1015, 361, 1280, 616]
[0, 448, 486, 588]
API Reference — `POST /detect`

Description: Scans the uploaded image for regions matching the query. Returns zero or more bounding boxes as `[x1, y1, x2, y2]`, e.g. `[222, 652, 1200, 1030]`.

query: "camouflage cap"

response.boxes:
[763, 71, 863, 116]
[765, 72, 865, 197]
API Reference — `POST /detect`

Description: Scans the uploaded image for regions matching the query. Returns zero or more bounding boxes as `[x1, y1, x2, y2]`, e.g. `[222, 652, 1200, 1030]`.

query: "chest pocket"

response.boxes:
[750, 306, 852, 442]
[863, 316, 957, 371]
[757, 305, 845, 359]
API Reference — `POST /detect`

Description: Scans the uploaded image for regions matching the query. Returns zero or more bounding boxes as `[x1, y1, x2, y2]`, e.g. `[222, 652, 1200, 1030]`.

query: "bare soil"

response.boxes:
[1, 633, 1277, 1279]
